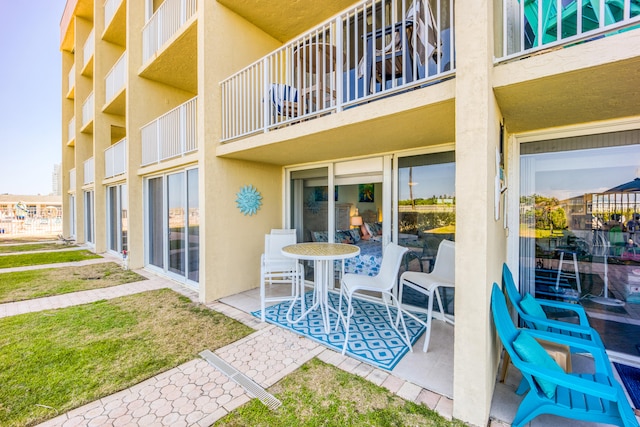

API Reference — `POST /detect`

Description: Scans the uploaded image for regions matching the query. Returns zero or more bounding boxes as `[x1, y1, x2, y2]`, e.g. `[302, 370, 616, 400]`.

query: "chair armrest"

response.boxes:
[524, 328, 612, 375]
[518, 361, 618, 401]
[535, 299, 590, 326]
[519, 311, 596, 336]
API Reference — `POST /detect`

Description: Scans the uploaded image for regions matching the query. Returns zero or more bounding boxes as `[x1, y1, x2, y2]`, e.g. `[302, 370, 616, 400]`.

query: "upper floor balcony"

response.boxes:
[103, 0, 126, 46]
[83, 157, 95, 185]
[69, 168, 76, 192]
[82, 29, 94, 76]
[141, 97, 197, 167]
[496, 0, 640, 61]
[81, 92, 95, 132]
[105, 138, 127, 179]
[220, 0, 455, 143]
[68, 117, 76, 145]
[66, 68, 75, 99]
[104, 52, 127, 114]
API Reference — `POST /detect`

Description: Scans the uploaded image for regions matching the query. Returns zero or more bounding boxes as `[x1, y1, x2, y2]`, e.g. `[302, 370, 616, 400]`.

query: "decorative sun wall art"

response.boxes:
[236, 185, 262, 216]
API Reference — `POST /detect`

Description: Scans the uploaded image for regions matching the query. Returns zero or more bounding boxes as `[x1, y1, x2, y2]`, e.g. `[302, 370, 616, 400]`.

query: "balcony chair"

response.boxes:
[268, 83, 303, 120]
[336, 242, 410, 355]
[491, 283, 639, 427]
[260, 229, 304, 322]
[398, 239, 455, 352]
[360, 0, 440, 94]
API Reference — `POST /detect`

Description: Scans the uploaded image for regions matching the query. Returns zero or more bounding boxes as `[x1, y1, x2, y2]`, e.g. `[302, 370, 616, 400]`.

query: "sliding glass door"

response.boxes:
[146, 169, 199, 287]
[84, 190, 94, 244]
[107, 184, 128, 255]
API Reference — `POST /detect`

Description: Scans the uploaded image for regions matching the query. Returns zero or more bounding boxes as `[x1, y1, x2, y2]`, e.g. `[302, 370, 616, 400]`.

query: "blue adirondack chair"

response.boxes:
[492, 283, 639, 427]
[502, 263, 605, 349]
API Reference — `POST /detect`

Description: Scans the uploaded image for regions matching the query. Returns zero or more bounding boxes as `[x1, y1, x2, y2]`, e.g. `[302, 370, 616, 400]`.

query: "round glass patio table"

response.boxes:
[282, 242, 360, 333]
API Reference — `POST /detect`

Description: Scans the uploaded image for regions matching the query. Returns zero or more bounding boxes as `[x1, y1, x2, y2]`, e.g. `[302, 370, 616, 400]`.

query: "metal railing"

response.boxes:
[83, 157, 95, 185]
[142, 0, 197, 64]
[498, 0, 640, 61]
[82, 92, 94, 128]
[68, 68, 75, 94]
[106, 52, 127, 103]
[68, 117, 75, 143]
[83, 29, 95, 67]
[220, 0, 455, 142]
[141, 96, 197, 166]
[105, 138, 127, 179]
[69, 168, 76, 192]
[104, 0, 123, 29]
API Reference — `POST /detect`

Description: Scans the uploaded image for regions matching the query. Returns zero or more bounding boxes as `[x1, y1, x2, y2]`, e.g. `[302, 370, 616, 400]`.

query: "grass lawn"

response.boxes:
[217, 358, 466, 427]
[0, 250, 100, 269]
[0, 289, 254, 427]
[0, 262, 146, 303]
[0, 243, 74, 254]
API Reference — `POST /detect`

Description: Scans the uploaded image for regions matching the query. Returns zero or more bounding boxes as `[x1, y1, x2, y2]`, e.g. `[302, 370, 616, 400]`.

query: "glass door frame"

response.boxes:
[106, 183, 127, 256]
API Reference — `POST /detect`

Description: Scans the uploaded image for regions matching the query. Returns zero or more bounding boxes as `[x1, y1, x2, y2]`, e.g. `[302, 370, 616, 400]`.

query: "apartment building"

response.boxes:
[60, 0, 640, 424]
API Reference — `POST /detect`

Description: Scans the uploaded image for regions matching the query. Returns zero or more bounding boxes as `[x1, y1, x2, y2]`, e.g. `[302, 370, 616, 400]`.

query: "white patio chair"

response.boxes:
[336, 242, 411, 355]
[398, 239, 455, 352]
[260, 229, 304, 322]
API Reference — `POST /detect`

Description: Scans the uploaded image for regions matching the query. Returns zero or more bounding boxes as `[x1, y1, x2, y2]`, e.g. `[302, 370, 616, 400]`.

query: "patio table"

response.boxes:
[282, 242, 360, 333]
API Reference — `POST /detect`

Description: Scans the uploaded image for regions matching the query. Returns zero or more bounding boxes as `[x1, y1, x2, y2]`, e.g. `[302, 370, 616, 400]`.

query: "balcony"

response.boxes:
[104, 0, 126, 46]
[68, 117, 76, 145]
[105, 138, 127, 179]
[82, 29, 94, 76]
[83, 157, 95, 185]
[69, 168, 76, 192]
[220, 0, 455, 143]
[82, 92, 94, 132]
[496, 0, 640, 61]
[141, 97, 197, 166]
[67, 68, 75, 99]
[104, 52, 127, 114]
[142, 0, 197, 64]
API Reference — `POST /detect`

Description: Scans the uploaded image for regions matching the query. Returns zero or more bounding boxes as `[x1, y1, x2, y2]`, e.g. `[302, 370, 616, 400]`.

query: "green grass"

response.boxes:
[0, 243, 74, 254]
[0, 263, 146, 303]
[217, 358, 466, 427]
[0, 289, 254, 427]
[0, 250, 100, 269]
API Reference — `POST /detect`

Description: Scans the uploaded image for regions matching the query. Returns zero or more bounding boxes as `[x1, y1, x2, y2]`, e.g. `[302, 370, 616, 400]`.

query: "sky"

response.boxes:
[0, 0, 67, 195]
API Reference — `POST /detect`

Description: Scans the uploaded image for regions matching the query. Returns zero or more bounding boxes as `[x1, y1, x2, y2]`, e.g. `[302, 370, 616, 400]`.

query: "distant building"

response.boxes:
[52, 163, 62, 196]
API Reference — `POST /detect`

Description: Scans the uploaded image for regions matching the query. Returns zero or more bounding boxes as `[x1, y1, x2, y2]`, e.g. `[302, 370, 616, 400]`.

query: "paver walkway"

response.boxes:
[0, 253, 455, 426]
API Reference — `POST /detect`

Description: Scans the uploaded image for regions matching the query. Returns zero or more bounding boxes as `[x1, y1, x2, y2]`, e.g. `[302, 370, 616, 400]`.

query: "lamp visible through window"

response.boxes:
[350, 215, 363, 228]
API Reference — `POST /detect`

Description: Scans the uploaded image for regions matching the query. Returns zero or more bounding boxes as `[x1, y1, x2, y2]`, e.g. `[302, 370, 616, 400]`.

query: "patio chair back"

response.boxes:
[430, 239, 455, 283]
[377, 242, 410, 290]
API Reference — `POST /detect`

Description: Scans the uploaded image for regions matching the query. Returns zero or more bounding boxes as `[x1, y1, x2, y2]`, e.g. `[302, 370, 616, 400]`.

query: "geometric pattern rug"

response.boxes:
[252, 291, 427, 371]
[614, 362, 640, 410]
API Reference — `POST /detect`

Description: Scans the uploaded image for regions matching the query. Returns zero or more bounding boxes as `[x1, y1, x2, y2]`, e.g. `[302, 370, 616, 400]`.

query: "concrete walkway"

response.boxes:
[0, 256, 455, 426]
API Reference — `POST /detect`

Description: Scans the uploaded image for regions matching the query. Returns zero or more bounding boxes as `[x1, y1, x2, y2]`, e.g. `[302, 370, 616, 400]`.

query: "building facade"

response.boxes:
[60, 0, 640, 424]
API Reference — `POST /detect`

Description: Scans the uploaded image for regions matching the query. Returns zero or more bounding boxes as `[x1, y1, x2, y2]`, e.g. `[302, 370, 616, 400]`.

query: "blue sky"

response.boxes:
[0, 0, 66, 195]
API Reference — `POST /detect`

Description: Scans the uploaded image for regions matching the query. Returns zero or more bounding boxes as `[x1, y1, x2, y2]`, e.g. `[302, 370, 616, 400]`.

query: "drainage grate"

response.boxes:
[199, 350, 282, 411]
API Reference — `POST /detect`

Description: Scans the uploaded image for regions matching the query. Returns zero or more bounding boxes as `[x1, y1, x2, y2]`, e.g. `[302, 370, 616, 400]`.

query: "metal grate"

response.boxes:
[199, 350, 282, 411]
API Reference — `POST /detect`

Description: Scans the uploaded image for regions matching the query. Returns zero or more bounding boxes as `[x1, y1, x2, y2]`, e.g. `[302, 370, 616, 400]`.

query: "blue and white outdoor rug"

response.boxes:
[252, 291, 428, 371]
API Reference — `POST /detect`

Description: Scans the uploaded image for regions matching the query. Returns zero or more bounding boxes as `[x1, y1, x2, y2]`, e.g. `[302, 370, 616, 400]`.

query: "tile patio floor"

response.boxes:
[1, 250, 637, 426]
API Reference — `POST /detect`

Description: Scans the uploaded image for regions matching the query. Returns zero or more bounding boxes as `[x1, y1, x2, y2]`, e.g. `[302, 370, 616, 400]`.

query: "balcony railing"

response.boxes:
[141, 96, 197, 166]
[68, 117, 75, 143]
[82, 92, 94, 128]
[68, 68, 75, 94]
[83, 29, 95, 67]
[220, 0, 455, 142]
[69, 168, 76, 192]
[498, 0, 640, 61]
[142, 0, 197, 63]
[83, 157, 95, 185]
[104, 0, 124, 28]
[106, 52, 127, 103]
[105, 138, 127, 179]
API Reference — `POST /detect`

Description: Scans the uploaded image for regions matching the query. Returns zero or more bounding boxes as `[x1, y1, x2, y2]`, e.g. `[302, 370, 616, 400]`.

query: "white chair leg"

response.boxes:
[260, 268, 266, 322]
[341, 294, 354, 355]
[422, 288, 435, 352]
[388, 293, 412, 351]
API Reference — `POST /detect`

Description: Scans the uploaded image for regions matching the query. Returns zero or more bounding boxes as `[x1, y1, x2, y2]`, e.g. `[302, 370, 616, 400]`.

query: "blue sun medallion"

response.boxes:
[236, 185, 262, 216]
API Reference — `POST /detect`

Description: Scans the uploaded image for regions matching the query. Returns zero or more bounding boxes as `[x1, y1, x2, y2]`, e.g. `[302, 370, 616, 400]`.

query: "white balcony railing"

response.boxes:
[142, 0, 197, 63]
[68, 68, 75, 94]
[105, 138, 127, 179]
[141, 97, 197, 166]
[83, 29, 95, 67]
[82, 92, 95, 128]
[220, 0, 455, 142]
[104, 0, 124, 29]
[68, 117, 75, 143]
[83, 157, 95, 185]
[69, 168, 76, 192]
[498, 0, 640, 61]
[105, 52, 127, 103]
